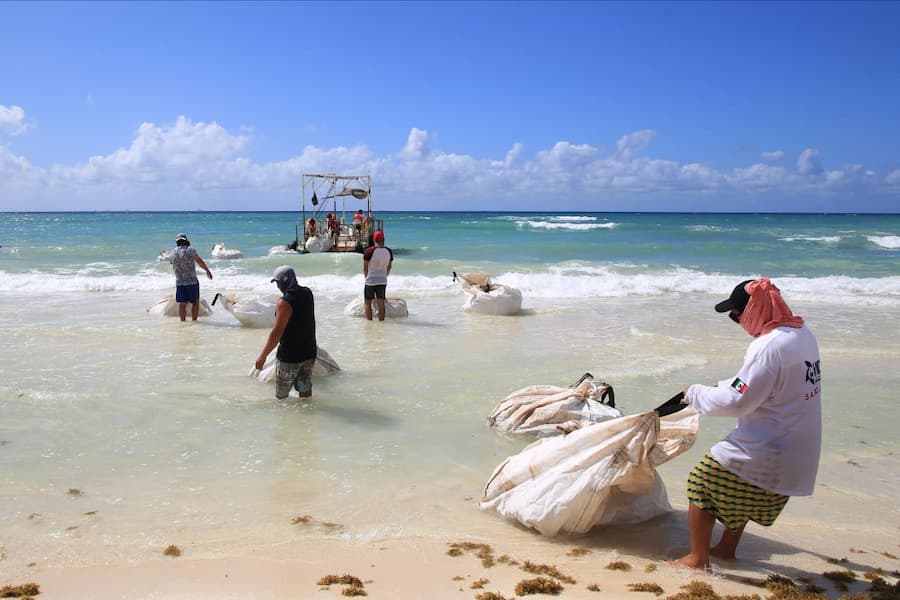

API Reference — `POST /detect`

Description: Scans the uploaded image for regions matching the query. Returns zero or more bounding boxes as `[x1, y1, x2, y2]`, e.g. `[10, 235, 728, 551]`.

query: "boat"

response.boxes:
[294, 173, 383, 253]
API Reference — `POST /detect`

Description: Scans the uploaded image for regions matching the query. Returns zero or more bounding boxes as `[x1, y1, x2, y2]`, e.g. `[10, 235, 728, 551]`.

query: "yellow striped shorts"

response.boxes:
[687, 452, 789, 531]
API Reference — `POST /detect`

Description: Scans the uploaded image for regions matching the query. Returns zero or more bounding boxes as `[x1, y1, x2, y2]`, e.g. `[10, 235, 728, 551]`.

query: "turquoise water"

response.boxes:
[1, 210, 898, 581]
[2, 211, 899, 285]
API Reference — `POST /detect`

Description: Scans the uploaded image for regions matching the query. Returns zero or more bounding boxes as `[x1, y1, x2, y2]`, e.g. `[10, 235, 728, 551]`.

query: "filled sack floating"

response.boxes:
[146, 294, 213, 318]
[480, 393, 698, 536]
[210, 242, 244, 259]
[252, 346, 341, 381]
[213, 293, 279, 328]
[487, 373, 619, 437]
[343, 296, 409, 318]
[453, 271, 522, 316]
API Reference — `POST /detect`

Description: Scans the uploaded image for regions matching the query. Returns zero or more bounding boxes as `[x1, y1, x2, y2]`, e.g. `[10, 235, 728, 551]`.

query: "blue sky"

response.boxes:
[1, 1, 898, 212]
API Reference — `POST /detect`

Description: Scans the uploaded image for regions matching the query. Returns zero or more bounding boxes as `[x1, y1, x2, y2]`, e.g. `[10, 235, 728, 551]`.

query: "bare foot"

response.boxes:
[671, 554, 710, 570]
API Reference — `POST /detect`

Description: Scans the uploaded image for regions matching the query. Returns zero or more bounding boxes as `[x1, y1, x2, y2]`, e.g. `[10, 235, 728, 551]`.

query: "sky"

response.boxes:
[1, 1, 899, 213]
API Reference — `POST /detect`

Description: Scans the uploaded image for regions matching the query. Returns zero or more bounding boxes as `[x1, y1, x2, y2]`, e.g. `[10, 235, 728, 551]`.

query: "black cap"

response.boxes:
[715, 280, 754, 313]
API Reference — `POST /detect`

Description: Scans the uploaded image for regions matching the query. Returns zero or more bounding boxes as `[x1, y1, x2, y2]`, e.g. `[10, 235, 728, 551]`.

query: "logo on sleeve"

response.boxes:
[805, 360, 821, 384]
[730, 377, 748, 394]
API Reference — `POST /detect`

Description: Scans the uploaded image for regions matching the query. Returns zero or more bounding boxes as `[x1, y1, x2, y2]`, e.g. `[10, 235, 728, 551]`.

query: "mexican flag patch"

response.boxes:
[731, 377, 748, 394]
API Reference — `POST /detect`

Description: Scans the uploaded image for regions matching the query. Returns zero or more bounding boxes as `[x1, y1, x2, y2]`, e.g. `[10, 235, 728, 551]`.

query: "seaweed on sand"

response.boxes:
[627, 582, 664, 595]
[520, 560, 576, 584]
[446, 541, 495, 568]
[0, 582, 40, 597]
[514, 577, 563, 595]
[317, 574, 367, 597]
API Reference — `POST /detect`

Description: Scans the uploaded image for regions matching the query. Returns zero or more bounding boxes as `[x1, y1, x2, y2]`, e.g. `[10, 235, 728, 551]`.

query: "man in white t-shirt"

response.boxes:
[363, 230, 393, 321]
[674, 278, 821, 570]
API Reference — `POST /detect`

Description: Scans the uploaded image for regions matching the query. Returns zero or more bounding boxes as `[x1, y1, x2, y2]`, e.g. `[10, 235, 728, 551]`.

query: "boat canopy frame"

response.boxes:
[299, 173, 372, 235]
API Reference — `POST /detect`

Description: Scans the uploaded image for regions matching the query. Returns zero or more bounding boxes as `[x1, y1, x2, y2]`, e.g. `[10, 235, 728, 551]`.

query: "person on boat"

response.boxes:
[363, 230, 393, 322]
[352, 209, 364, 240]
[168, 233, 212, 321]
[255, 265, 317, 399]
[306, 217, 318, 238]
[674, 278, 821, 570]
[363, 213, 376, 247]
[326, 213, 340, 245]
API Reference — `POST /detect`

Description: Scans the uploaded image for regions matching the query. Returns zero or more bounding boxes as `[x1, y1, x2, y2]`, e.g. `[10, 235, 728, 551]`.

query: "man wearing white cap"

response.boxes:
[255, 265, 317, 399]
[168, 233, 212, 321]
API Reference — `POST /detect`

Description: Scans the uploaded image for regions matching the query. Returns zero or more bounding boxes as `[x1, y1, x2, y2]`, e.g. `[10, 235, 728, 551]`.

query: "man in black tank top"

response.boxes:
[255, 266, 317, 399]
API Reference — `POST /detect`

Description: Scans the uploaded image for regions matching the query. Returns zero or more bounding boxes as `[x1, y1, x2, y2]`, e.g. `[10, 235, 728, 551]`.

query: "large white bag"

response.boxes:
[480, 407, 699, 536]
[343, 296, 409, 318]
[253, 346, 341, 382]
[146, 294, 213, 318]
[213, 293, 279, 328]
[454, 271, 522, 316]
[487, 375, 620, 437]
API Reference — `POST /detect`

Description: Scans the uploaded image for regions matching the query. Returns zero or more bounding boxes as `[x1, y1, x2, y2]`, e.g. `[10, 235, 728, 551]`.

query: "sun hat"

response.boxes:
[373, 230, 385, 243]
[176, 233, 188, 242]
[715, 279, 755, 313]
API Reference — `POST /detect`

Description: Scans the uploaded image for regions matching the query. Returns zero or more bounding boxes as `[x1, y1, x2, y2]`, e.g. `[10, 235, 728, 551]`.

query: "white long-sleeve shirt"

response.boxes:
[686, 325, 822, 496]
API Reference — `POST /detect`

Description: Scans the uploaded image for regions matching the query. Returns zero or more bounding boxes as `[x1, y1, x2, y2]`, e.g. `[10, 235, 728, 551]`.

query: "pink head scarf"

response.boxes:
[740, 278, 804, 337]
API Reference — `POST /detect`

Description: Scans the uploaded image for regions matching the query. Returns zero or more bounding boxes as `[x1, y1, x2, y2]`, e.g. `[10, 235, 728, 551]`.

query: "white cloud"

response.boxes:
[400, 127, 431, 160]
[0, 105, 30, 135]
[797, 148, 823, 175]
[0, 119, 896, 211]
[492, 142, 522, 168]
[0, 144, 43, 183]
[761, 150, 784, 161]
[616, 129, 655, 159]
[730, 163, 790, 188]
[823, 164, 875, 187]
[50, 116, 250, 185]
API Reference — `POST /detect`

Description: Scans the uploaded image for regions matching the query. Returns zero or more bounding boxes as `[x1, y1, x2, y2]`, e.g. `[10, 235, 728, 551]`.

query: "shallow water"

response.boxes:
[1, 211, 898, 576]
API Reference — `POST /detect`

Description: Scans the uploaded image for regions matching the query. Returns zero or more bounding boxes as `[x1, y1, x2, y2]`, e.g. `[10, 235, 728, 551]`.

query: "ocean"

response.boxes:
[1, 211, 898, 577]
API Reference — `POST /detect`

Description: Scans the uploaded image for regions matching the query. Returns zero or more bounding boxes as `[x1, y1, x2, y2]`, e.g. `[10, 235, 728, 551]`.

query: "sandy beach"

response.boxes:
[8, 524, 899, 599]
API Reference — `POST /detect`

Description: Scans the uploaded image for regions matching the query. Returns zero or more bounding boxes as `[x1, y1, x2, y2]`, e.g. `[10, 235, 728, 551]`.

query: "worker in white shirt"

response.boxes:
[362, 230, 393, 321]
[674, 278, 821, 570]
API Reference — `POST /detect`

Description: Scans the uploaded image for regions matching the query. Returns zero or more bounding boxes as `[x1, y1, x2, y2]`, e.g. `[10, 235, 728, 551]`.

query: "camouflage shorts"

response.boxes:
[275, 358, 316, 399]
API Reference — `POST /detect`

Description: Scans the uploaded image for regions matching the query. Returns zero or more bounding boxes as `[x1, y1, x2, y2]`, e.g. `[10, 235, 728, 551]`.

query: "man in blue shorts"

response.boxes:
[255, 265, 317, 399]
[168, 233, 212, 321]
[363, 230, 393, 321]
